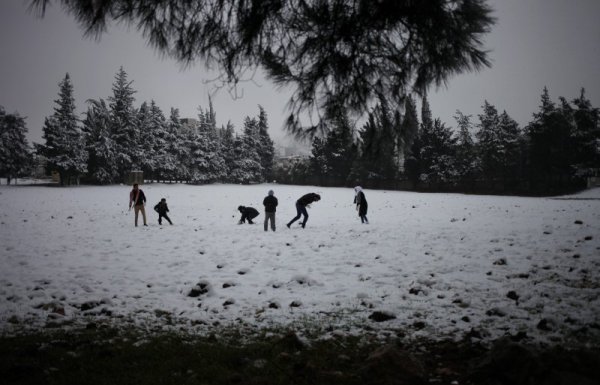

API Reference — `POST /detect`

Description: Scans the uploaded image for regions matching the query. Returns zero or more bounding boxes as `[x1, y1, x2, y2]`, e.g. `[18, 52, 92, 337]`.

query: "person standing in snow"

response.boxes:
[238, 206, 259, 224]
[354, 186, 369, 224]
[286, 193, 321, 229]
[153, 198, 173, 225]
[128, 183, 147, 227]
[263, 190, 278, 231]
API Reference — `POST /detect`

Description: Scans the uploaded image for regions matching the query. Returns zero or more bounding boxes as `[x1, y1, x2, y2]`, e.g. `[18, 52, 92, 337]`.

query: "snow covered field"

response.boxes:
[1, 183, 599, 345]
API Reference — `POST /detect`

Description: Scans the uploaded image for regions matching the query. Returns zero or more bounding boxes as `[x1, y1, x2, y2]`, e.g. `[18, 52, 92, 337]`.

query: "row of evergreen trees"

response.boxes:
[2, 68, 275, 185]
[2, 69, 598, 194]
[276, 88, 599, 194]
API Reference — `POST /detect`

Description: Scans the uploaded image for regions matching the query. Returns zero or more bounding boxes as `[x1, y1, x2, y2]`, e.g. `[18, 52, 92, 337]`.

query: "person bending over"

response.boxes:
[286, 193, 321, 229]
[238, 205, 259, 224]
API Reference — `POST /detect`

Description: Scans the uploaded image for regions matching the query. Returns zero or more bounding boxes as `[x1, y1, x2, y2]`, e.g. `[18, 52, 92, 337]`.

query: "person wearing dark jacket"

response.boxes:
[154, 198, 173, 225]
[286, 193, 321, 229]
[128, 183, 147, 227]
[238, 206, 259, 224]
[263, 190, 278, 232]
[354, 186, 369, 224]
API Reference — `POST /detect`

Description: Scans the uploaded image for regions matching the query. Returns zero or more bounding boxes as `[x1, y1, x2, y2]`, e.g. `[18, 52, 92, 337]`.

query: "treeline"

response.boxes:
[275, 88, 600, 195]
[0, 68, 275, 185]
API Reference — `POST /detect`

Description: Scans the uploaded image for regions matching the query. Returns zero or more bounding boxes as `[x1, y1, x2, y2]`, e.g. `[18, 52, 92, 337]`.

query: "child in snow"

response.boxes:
[238, 206, 259, 224]
[354, 186, 369, 224]
[154, 198, 173, 225]
[263, 190, 278, 231]
[286, 193, 320, 229]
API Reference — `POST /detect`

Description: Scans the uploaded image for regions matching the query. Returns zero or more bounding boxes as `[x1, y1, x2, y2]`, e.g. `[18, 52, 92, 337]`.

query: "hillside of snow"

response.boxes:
[0, 183, 599, 345]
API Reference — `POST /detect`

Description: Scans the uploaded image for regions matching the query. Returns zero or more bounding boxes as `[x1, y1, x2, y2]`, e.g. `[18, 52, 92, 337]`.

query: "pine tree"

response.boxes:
[498, 110, 523, 184]
[37, 73, 87, 185]
[144, 100, 168, 181]
[398, 95, 419, 173]
[405, 94, 435, 186]
[162, 107, 185, 182]
[257, 106, 275, 182]
[308, 105, 357, 186]
[571, 89, 600, 174]
[351, 97, 398, 185]
[418, 118, 457, 186]
[189, 101, 226, 183]
[421, 93, 434, 134]
[109, 67, 139, 181]
[326, 112, 357, 185]
[453, 110, 479, 186]
[0, 107, 32, 184]
[136, 101, 154, 179]
[476, 101, 522, 188]
[82, 99, 118, 184]
[229, 117, 263, 183]
[309, 136, 329, 177]
[475, 101, 500, 182]
[219, 121, 237, 181]
[379, 98, 400, 179]
[525, 87, 573, 189]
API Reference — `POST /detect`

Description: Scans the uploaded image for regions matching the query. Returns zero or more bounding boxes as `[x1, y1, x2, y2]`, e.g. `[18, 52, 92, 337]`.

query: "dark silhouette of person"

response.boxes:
[154, 198, 173, 225]
[287, 193, 321, 229]
[238, 206, 259, 224]
[263, 190, 278, 231]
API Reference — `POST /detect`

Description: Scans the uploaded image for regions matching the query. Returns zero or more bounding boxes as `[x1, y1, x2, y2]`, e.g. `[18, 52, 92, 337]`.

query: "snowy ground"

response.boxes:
[0, 183, 599, 345]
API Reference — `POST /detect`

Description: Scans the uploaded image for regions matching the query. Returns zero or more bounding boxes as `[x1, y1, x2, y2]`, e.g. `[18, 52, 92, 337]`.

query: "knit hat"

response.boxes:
[268, 190, 274, 196]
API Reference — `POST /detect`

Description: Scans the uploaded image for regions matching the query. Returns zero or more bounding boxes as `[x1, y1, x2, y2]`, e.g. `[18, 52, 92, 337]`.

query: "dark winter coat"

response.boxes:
[297, 193, 320, 207]
[129, 189, 146, 206]
[239, 206, 259, 222]
[154, 201, 169, 215]
[354, 191, 368, 216]
[263, 195, 278, 212]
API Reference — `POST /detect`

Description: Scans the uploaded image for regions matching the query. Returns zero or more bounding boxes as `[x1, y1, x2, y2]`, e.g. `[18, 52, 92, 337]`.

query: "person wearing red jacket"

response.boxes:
[128, 183, 147, 227]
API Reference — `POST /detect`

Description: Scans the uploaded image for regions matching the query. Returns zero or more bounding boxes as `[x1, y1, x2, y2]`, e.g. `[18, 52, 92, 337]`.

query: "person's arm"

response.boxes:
[129, 191, 133, 208]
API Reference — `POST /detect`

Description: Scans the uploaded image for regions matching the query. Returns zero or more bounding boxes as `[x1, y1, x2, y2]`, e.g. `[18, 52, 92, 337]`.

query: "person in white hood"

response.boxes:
[354, 186, 369, 224]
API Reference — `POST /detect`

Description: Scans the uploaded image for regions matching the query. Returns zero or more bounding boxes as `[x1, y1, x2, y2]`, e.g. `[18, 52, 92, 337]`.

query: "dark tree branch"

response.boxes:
[29, 0, 495, 137]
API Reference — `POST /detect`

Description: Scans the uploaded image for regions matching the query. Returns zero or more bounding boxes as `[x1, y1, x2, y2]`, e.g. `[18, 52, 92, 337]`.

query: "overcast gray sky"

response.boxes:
[1, 0, 599, 147]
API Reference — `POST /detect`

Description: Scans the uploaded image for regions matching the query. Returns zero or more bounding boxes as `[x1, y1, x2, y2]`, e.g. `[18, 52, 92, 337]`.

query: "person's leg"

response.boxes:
[300, 206, 309, 228]
[140, 205, 147, 225]
[287, 204, 302, 227]
[134, 205, 140, 226]
[264, 213, 269, 231]
[158, 213, 163, 225]
[271, 213, 276, 231]
[164, 213, 172, 225]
